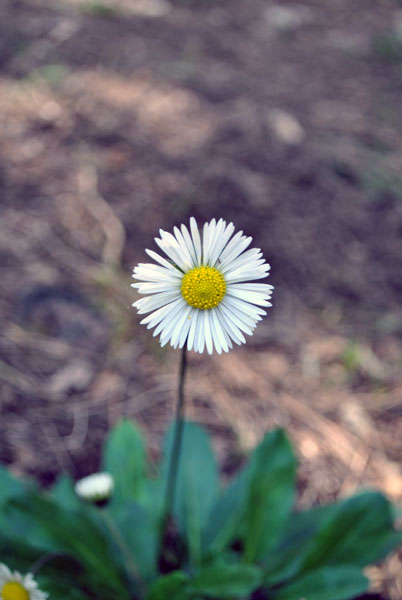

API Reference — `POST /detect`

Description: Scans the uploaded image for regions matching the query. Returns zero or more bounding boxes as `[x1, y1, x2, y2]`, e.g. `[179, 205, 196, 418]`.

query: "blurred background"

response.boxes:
[0, 0, 402, 595]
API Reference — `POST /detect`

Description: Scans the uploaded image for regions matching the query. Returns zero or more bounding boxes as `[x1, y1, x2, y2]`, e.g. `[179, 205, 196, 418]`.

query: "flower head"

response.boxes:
[74, 472, 114, 502]
[0, 563, 48, 600]
[132, 218, 273, 354]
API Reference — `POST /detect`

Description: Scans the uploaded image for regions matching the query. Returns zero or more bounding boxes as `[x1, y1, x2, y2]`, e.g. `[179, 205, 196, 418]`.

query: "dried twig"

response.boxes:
[77, 161, 126, 267]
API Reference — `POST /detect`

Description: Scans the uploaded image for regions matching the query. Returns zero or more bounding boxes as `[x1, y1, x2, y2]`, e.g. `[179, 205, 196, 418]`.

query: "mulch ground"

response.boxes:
[0, 0, 401, 597]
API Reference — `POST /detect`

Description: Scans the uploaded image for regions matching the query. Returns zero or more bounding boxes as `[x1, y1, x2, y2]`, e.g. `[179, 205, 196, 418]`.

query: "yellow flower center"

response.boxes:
[181, 266, 226, 310]
[1, 582, 30, 600]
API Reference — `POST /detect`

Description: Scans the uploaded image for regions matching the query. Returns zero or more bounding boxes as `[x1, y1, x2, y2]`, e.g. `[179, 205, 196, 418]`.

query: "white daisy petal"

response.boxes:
[0, 562, 48, 600]
[190, 217, 202, 265]
[170, 305, 193, 348]
[178, 313, 192, 348]
[204, 218, 224, 266]
[219, 232, 252, 268]
[220, 300, 255, 335]
[210, 307, 227, 353]
[221, 297, 261, 330]
[173, 226, 194, 267]
[220, 247, 263, 274]
[229, 283, 274, 293]
[132, 218, 273, 353]
[202, 220, 212, 264]
[217, 230, 243, 264]
[208, 311, 222, 354]
[197, 317, 206, 353]
[223, 295, 267, 318]
[133, 264, 181, 283]
[217, 305, 246, 345]
[0, 564, 12, 580]
[145, 248, 182, 274]
[225, 270, 270, 284]
[180, 223, 198, 267]
[204, 310, 213, 355]
[132, 282, 179, 295]
[215, 313, 234, 351]
[210, 220, 235, 266]
[155, 230, 190, 271]
[134, 291, 180, 314]
[187, 310, 199, 351]
[140, 299, 182, 328]
[154, 299, 187, 338]
[227, 287, 273, 306]
[192, 313, 201, 353]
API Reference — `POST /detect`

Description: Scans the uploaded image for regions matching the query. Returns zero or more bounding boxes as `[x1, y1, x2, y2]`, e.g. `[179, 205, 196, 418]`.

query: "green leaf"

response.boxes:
[102, 419, 147, 505]
[161, 421, 219, 565]
[202, 468, 249, 556]
[2, 482, 59, 554]
[109, 501, 158, 580]
[0, 466, 27, 509]
[392, 502, 402, 521]
[51, 474, 80, 511]
[10, 492, 130, 599]
[301, 491, 402, 570]
[272, 566, 368, 600]
[189, 564, 262, 598]
[203, 429, 296, 560]
[0, 534, 47, 566]
[1, 510, 58, 554]
[263, 491, 402, 589]
[147, 571, 191, 600]
[244, 429, 296, 562]
[143, 476, 166, 528]
[262, 505, 333, 586]
[0, 467, 38, 552]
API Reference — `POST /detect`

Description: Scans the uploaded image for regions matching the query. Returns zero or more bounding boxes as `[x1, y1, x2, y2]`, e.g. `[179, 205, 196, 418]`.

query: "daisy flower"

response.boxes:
[0, 563, 48, 600]
[132, 218, 273, 354]
[74, 472, 114, 502]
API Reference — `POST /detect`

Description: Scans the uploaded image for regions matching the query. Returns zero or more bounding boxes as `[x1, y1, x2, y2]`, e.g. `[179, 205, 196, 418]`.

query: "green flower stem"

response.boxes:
[161, 346, 188, 535]
[100, 509, 145, 599]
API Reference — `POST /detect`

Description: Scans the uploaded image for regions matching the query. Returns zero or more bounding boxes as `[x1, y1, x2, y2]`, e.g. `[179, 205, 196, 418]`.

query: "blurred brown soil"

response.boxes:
[0, 0, 402, 597]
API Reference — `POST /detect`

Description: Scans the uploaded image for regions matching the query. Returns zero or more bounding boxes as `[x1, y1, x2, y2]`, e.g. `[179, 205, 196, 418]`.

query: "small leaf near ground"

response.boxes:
[110, 501, 158, 581]
[102, 419, 147, 505]
[161, 421, 219, 565]
[0, 466, 27, 509]
[147, 571, 191, 600]
[244, 429, 297, 562]
[262, 505, 333, 586]
[301, 492, 402, 570]
[272, 565, 368, 600]
[189, 564, 262, 598]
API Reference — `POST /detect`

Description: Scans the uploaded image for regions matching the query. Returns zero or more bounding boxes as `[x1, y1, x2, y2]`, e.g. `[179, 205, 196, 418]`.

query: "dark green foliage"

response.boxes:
[0, 421, 400, 600]
[262, 505, 332, 586]
[243, 430, 296, 561]
[112, 501, 158, 581]
[202, 429, 296, 563]
[148, 571, 190, 600]
[272, 566, 368, 600]
[188, 564, 262, 598]
[202, 467, 249, 556]
[0, 466, 27, 509]
[300, 492, 402, 570]
[161, 421, 219, 565]
[51, 473, 81, 511]
[102, 419, 147, 505]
